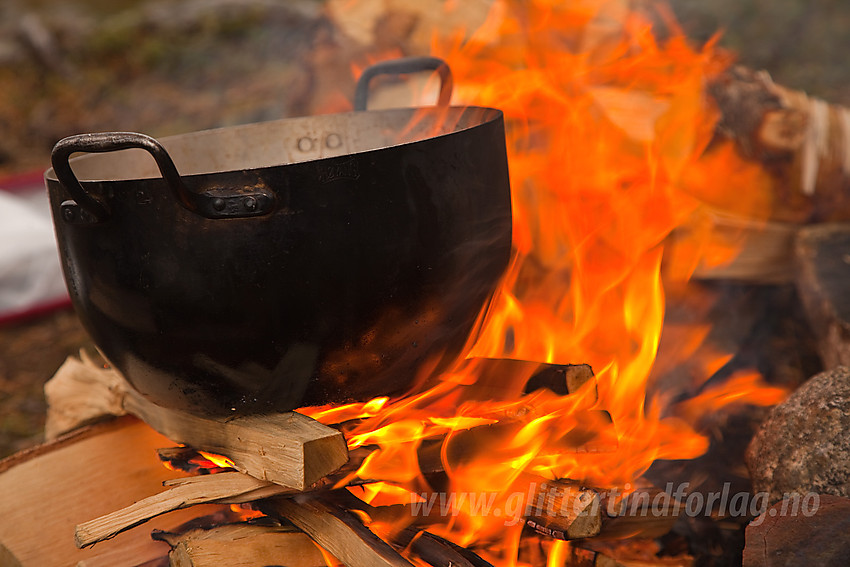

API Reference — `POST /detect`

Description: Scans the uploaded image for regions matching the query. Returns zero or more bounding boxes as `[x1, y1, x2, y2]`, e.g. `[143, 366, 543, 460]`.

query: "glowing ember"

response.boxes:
[198, 451, 237, 470]
[298, 0, 790, 561]
[228, 503, 267, 521]
[158, 446, 236, 475]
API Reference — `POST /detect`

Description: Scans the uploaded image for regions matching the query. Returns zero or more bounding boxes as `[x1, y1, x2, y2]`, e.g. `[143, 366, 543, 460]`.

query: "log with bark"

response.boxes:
[708, 66, 850, 223]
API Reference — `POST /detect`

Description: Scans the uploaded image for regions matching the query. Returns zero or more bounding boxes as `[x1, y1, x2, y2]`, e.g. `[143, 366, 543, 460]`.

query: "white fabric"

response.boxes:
[0, 189, 68, 315]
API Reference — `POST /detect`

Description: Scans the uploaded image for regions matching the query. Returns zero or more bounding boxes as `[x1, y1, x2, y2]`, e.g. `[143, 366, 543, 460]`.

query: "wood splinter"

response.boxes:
[74, 472, 281, 548]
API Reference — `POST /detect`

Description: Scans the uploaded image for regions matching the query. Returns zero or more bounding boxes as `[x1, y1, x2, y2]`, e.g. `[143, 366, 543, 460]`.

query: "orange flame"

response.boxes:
[302, 0, 788, 558]
[198, 451, 237, 470]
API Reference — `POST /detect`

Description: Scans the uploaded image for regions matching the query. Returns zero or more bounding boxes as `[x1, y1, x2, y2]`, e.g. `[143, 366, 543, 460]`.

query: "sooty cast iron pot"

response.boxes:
[45, 57, 512, 416]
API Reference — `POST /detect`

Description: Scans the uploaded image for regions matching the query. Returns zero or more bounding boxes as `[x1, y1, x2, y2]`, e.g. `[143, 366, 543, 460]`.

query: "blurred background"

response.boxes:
[0, 0, 847, 457]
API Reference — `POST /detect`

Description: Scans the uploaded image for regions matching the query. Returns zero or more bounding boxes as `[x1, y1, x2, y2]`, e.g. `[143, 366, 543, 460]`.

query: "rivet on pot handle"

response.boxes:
[354, 56, 453, 112]
[52, 132, 275, 223]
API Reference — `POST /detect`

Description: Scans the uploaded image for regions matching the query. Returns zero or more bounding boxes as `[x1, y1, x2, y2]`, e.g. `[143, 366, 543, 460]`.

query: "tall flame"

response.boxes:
[303, 0, 787, 560]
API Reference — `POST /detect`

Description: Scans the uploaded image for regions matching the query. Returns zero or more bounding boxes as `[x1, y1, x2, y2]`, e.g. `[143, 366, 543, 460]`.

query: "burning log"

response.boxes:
[73, 449, 603, 547]
[392, 528, 495, 567]
[324, 1, 850, 286]
[467, 358, 597, 401]
[664, 64, 850, 285]
[598, 487, 683, 539]
[153, 521, 328, 567]
[45, 354, 349, 491]
[75, 444, 678, 549]
[45, 351, 683, 564]
[665, 66, 850, 285]
[260, 494, 415, 567]
[415, 417, 611, 541]
[709, 66, 850, 223]
[317, 489, 496, 567]
[48, 352, 680, 562]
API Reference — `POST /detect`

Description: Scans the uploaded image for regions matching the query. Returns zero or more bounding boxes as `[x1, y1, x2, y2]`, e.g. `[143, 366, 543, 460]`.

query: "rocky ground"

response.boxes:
[0, 0, 847, 459]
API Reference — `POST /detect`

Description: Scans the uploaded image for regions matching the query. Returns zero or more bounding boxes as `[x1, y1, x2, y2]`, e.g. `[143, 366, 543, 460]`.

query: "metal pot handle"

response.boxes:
[52, 131, 275, 222]
[354, 56, 453, 111]
[52, 132, 190, 223]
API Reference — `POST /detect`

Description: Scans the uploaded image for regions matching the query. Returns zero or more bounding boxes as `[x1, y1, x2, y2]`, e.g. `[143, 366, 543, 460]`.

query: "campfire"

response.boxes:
[3, 0, 850, 565]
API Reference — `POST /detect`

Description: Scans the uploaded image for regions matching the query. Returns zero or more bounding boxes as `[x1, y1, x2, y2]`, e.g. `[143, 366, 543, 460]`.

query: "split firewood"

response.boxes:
[75, 426, 607, 549]
[45, 354, 349, 491]
[72, 456, 599, 548]
[521, 479, 602, 540]
[666, 207, 799, 284]
[67, 354, 660, 548]
[673, 66, 850, 284]
[76, 440, 677, 550]
[75, 439, 394, 549]
[260, 493, 415, 567]
[74, 471, 280, 548]
[526, 481, 682, 541]
[72, 456, 377, 548]
[154, 521, 328, 567]
[0, 416, 227, 567]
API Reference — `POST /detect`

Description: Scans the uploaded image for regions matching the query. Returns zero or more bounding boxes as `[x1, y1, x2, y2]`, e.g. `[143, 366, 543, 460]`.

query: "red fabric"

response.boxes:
[0, 296, 73, 326]
[0, 170, 44, 193]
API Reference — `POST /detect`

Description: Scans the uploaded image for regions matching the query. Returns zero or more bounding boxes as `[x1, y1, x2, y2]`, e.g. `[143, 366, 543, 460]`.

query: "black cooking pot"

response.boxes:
[45, 57, 512, 416]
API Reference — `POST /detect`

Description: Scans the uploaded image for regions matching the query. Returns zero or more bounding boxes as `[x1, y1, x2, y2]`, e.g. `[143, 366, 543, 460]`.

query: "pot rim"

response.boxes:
[44, 105, 504, 184]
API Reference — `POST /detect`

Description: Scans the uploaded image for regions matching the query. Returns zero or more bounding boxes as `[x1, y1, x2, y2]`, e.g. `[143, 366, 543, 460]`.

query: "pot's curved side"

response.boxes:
[46, 111, 512, 416]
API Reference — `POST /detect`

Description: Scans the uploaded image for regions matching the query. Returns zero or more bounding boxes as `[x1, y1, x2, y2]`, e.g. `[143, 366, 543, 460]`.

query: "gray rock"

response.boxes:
[746, 366, 850, 502]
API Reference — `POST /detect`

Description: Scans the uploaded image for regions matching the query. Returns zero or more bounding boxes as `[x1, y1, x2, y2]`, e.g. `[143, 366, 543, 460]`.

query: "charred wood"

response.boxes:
[259, 493, 415, 567]
[392, 528, 494, 567]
